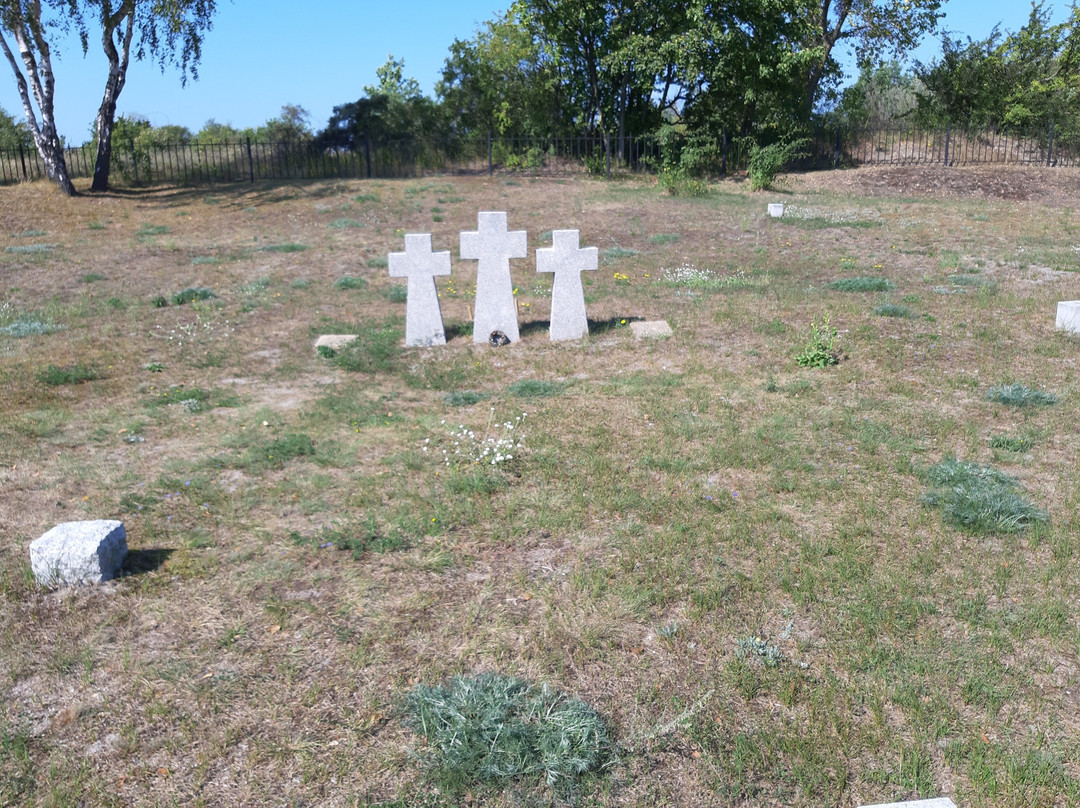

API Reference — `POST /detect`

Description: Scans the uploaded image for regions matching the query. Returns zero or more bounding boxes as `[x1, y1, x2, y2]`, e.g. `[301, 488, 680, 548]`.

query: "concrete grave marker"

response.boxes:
[389, 233, 452, 346]
[30, 520, 127, 588]
[536, 229, 598, 341]
[768, 202, 785, 218]
[857, 799, 956, 808]
[1056, 301, 1080, 333]
[314, 334, 357, 353]
[461, 212, 527, 344]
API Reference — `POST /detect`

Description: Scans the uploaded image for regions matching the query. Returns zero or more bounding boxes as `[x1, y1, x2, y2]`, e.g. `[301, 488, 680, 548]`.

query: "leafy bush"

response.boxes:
[445, 390, 487, 406]
[171, 287, 216, 305]
[402, 673, 613, 799]
[151, 295, 168, 308]
[795, 315, 842, 368]
[827, 277, 895, 292]
[986, 384, 1057, 408]
[921, 458, 1048, 534]
[746, 137, 808, 191]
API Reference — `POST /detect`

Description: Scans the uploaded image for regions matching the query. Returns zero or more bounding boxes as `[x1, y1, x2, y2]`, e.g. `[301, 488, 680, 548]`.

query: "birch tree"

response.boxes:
[0, 0, 216, 195]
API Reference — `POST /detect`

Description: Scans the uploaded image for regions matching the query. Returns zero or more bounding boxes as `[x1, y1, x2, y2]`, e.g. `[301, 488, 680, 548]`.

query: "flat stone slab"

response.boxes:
[314, 334, 358, 352]
[630, 320, 673, 340]
[30, 520, 127, 587]
[1056, 301, 1080, 333]
[858, 799, 957, 808]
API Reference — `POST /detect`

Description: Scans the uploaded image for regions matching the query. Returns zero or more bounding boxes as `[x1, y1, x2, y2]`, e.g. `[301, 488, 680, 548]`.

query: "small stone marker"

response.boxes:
[30, 520, 127, 588]
[536, 229, 598, 341]
[389, 233, 452, 347]
[461, 211, 527, 344]
[768, 202, 785, 218]
[858, 799, 957, 808]
[1056, 300, 1080, 333]
[314, 334, 357, 352]
[630, 320, 673, 340]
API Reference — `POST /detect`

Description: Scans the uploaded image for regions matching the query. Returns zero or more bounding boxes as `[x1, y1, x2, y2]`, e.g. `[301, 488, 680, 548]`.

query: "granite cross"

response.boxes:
[460, 211, 527, 343]
[536, 229, 598, 341]
[388, 233, 452, 346]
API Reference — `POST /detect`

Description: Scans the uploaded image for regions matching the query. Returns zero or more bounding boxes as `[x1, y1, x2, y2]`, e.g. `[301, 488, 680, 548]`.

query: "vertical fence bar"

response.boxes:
[944, 122, 950, 167]
[487, 131, 493, 176]
[18, 144, 27, 180]
[1047, 120, 1055, 167]
[605, 135, 611, 179]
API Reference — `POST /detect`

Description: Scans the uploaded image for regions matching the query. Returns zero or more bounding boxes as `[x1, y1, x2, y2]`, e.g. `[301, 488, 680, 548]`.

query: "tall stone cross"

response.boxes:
[388, 233, 452, 347]
[536, 229, 598, 341]
[460, 211, 527, 343]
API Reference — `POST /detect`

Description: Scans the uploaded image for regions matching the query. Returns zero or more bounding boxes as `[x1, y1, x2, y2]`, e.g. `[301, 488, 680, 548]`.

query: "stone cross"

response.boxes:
[536, 229, 598, 341]
[388, 233, 452, 347]
[460, 211, 527, 343]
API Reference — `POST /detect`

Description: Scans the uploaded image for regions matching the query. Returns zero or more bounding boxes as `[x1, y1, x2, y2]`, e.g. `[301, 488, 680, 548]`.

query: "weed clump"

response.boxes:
[827, 277, 895, 292]
[507, 379, 565, 398]
[402, 672, 613, 800]
[921, 458, 1048, 534]
[171, 287, 216, 305]
[986, 384, 1057, 408]
[0, 318, 60, 337]
[795, 315, 842, 368]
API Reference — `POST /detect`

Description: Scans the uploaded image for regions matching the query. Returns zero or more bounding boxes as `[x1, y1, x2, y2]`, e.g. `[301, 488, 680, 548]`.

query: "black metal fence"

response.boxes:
[1, 124, 1077, 188]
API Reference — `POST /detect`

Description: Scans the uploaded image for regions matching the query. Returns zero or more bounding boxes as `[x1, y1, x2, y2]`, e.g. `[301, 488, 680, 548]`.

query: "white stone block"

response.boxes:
[858, 798, 957, 808]
[30, 520, 127, 587]
[314, 334, 357, 352]
[768, 202, 785, 218]
[1056, 301, 1080, 333]
[630, 320, 673, 340]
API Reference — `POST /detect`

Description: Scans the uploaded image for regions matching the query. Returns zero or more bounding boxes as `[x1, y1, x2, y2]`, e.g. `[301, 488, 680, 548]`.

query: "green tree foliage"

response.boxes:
[833, 61, 919, 129]
[0, 103, 30, 149]
[318, 57, 446, 150]
[915, 2, 1080, 128]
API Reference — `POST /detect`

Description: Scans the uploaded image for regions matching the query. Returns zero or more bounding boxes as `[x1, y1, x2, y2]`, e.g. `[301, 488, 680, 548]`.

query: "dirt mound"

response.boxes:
[786, 164, 1080, 204]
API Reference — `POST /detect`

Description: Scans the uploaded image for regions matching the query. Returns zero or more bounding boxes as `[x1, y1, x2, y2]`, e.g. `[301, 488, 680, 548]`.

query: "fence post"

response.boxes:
[364, 136, 372, 178]
[18, 144, 27, 180]
[721, 131, 728, 176]
[488, 131, 493, 176]
[943, 122, 950, 167]
[605, 134, 611, 179]
[834, 128, 842, 168]
[246, 137, 255, 182]
[1046, 120, 1055, 167]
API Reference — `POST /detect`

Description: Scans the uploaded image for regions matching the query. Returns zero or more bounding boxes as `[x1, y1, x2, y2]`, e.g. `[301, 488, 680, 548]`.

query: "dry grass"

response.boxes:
[2, 168, 1080, 807]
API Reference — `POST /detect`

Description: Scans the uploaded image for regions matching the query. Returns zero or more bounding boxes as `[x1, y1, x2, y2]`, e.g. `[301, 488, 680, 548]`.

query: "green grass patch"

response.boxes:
[171, 287, 216, 305]
[873, 303, 914, 318]
[826, 277, 895, 292]
[602, 246, 639, 263]
[353, 193, 380, 203]
[136, 224, 169, 237]
[330, 321, 403, 374]
[79, 273, 107, 283]
[0, 318, 61, 337]
[333, 275, 368, 290]
[4, 244, 55, 254]
[507, 379, 566, 398]
[258, 243, 308, 253]
[38, 364, 100, 386]
[366, 256, 389, 269]
[402, 673, 613, 800]
[989, 434, 1035, 453]
[382, 285, 407, 303]
[444, 390, 488, 407]
[986, 384, 1057, 408]
[921, 458, 1048, 534]
[648, 233, 681, 245]
[328, 218, 361, 229]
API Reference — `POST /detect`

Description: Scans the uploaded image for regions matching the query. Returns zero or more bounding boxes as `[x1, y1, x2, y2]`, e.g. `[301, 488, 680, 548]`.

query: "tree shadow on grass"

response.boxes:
[123, 548, 174, 576]
[589, 315, 643, 334]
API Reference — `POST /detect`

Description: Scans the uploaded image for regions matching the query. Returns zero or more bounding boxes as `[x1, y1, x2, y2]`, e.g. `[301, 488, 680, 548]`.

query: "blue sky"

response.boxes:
[0, 0, 1073, 143]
